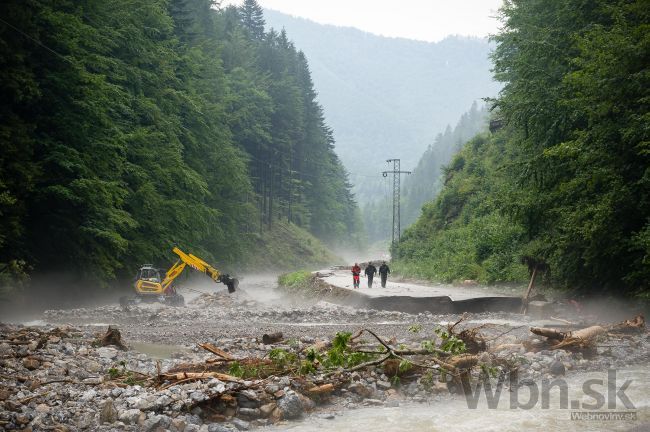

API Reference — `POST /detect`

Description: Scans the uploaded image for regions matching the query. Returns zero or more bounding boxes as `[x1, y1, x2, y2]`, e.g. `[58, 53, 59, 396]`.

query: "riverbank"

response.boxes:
[1, 273, 648, 431]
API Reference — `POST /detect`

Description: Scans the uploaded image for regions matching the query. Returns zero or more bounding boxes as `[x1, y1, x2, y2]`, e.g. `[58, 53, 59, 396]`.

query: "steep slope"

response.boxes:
[264, 9, 500, 200]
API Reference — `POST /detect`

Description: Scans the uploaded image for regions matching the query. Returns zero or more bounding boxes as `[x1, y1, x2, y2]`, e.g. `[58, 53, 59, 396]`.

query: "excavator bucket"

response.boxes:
[226, 277, 238, 293]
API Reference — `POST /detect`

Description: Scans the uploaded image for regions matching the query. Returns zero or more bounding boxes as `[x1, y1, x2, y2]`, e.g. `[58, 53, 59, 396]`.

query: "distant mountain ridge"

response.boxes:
[263, 9, 501, 200]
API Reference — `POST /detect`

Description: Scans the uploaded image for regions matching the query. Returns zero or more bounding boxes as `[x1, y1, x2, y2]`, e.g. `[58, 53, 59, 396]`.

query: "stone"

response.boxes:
[35, 403, 51, 413]
[259, 403, 276, 418]
[99, 400, 118, 424]
[0, 342, 12, 356]
[297, 393, 315, 411]
[376, 380, 392, 390]
[348, 382, 373, 398]
[171, 418, 187, 432]
[81, 389, 97, 402]
[549, 359, 566, 376]
[186, 414, 202, 425]
[190, 391, 207, 403]
[237, 408, 260, 419]
[0, 388, 10, 400]
[142, 415, 162, 431]
[276, 393, 303, 419]
[119, 409, 143, 425]
[15, 413, 30, 425]
[5, 400, 22, 411]
[207, 424, 236, 432]
[364, 399, 383, 405]
[231, 418, 250, 430]
[97, 347, 118, 359]
[84, 360, 102, 373]
[22, 358, 40, 370]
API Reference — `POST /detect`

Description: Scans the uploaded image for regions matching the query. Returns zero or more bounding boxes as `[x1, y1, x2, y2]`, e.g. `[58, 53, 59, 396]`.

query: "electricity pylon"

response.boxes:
[382, 159, 411, 252]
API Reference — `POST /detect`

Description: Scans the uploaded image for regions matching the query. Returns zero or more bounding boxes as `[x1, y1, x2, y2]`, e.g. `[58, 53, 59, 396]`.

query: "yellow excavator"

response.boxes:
[120, 247, 238, 307]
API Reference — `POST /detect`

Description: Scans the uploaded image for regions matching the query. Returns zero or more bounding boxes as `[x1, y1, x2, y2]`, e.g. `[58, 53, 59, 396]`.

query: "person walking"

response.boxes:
[364, 263, 377, 288]
[378, 261, 390, 288]
[351, 263, 361, 289]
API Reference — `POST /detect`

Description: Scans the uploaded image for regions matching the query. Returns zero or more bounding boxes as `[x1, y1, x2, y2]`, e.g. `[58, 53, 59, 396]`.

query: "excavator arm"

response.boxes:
[161, 247, 238, 293]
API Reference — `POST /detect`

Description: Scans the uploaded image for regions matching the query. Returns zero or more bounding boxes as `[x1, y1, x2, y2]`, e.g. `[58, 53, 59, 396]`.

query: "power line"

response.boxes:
[0, 16, 74, 65]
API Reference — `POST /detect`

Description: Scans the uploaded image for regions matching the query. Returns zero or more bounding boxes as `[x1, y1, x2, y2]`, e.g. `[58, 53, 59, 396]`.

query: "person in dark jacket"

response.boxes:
[378, 262, 390, 288]
[364, 263, 377, 288]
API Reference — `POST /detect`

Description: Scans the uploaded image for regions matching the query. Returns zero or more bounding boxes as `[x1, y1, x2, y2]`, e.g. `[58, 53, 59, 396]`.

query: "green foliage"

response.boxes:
[420, 371, 435, 390]
[398, 359, 413, 374]
[395, 0, 649, 298]
[268, 348, 298, 368]
[434, 327, 467, 355]
[322, 331, 373, 369]
[420, 340, 436, 353]
[228, 361, 245, 378]
[408, 324, 422, 334]
[277, 271, 310, 286]
[0, 0, 360, 290]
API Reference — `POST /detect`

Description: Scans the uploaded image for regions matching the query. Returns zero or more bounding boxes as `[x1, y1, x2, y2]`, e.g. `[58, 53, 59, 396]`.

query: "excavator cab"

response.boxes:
[136, 265, 162, 283]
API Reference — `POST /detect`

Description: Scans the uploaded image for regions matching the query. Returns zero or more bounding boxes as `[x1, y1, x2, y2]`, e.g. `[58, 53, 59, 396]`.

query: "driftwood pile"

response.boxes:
[527, 314, 645, 356]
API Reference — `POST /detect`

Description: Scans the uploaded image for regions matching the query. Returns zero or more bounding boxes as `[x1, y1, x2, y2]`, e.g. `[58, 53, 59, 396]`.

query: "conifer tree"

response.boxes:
[239, 0, 265, 40]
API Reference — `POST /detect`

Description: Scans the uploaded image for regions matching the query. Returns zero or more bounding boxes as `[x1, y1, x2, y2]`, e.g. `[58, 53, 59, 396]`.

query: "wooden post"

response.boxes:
[521, 264, 538, 315]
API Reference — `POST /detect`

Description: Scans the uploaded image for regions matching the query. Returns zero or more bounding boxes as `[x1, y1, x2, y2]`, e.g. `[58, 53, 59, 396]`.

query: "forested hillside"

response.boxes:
[0, 0, 360, 290]
[363, 103, 488, 241]
[263, 9, 500, 201]
[396, 0, 649, 298]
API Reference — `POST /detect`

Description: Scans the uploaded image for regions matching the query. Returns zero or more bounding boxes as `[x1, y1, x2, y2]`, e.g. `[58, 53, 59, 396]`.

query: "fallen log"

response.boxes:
[199, 343, 236, 360]
[530, 327, 567, 341]
[307, 383, 335, 394]
[611, 314, 645, 333]
[160, 371, 243, 383]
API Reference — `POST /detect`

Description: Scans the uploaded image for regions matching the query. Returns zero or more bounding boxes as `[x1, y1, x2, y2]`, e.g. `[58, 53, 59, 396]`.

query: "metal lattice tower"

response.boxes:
[382, 159, 411, 250]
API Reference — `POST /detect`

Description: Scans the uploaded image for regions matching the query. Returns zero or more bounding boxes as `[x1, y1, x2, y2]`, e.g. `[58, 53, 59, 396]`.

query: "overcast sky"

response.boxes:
[222, 0, 504, 42]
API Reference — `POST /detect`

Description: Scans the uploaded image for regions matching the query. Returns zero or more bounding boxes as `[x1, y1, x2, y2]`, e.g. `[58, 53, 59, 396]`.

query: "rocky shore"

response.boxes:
[1, 280, 648, 431]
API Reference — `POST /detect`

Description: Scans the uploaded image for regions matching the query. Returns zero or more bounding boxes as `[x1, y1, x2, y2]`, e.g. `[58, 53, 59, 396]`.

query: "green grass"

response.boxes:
[242, 221, 342, 271]
[277, 270, 312, 288]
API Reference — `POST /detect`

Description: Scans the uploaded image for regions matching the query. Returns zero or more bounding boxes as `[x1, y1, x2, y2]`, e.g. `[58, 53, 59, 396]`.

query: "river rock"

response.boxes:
[376, 380, 392, 390]
[35, 403, 51, 413]
[0, 342, 12, 356]
[238, 407, 261, 419]
[259, 402, 276, 417]
[231, 418, 250, 430]
[208, 424, 237, 432]
[97, 347, 118, 359]
[22, 357, 40, 370]
[81, 389, 97, 402]
[119, 408, 143, 425]
[549, 359, 566, 376]
[348, 382, 373, 398]
[99, 400, 118, 424]
[276, 393, 303, 419]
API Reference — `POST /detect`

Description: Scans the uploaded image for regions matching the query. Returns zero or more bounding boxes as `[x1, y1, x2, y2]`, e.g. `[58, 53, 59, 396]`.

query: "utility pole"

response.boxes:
[382, 159, 411, 252]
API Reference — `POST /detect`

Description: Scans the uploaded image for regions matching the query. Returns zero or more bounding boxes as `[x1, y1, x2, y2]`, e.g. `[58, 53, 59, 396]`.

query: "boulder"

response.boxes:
[276, 393, 303, 419]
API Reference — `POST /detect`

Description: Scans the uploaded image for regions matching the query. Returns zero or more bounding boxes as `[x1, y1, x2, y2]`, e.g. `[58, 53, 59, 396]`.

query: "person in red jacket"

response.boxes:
[351, 263, 361, 289]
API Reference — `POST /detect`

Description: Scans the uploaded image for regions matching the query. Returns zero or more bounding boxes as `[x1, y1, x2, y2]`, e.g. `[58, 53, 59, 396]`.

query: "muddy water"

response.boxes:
[130, 341, 189, 359]
[278, 368, 650, 432]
